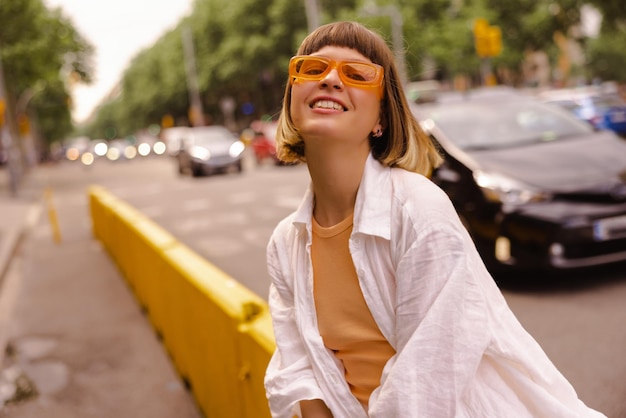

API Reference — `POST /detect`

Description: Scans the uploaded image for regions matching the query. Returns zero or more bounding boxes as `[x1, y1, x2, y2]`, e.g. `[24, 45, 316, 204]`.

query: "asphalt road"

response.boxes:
[41, 153, 626, 417]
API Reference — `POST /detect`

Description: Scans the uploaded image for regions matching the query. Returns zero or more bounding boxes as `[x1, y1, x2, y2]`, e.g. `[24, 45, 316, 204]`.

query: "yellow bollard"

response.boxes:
[44, 188, 62, 244]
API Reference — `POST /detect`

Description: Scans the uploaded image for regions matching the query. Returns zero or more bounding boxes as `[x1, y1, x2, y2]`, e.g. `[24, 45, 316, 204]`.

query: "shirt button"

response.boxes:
[353, 237, 360, 244]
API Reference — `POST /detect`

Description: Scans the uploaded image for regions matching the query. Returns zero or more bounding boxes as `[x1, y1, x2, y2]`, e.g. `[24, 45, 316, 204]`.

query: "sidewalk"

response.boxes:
[0, 165, 203, 417]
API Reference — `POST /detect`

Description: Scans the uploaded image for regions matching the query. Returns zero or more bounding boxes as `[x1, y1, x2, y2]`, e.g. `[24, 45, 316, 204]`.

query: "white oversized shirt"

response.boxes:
[264, 153, 606, 418]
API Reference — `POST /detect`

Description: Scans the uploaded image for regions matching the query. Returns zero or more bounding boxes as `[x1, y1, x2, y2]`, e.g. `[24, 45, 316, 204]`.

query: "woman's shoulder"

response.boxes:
[386, 167, 468, 243]
[389, 167, 453, 210]
[269, 211, 299, 244]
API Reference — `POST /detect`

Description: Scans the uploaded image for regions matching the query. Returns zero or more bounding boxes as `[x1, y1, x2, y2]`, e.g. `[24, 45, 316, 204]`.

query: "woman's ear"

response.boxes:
[371, 118, 384, 137]
[371, 123, 383, 138]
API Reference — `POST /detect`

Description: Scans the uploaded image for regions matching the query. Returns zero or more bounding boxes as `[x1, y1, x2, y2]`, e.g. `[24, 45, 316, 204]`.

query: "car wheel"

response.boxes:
[191, 164, 203, 177]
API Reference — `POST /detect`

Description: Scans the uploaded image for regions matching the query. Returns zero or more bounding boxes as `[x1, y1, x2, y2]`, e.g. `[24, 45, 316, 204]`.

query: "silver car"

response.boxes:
[177, 126, 245, 177]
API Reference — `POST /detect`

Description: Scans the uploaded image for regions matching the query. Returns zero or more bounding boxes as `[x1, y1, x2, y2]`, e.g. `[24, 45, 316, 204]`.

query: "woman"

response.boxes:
[264, 21, 605, 418]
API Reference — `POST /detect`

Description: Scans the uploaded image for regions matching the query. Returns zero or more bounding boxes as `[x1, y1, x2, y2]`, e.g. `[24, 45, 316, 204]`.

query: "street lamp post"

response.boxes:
[182, 25, 206, 127]
[360, 2, 408, 86]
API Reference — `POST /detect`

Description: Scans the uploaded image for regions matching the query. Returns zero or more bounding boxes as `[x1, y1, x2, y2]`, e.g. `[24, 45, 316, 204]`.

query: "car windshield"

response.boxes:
[190, 128, 234, 146]
[420, 99, 594, 150]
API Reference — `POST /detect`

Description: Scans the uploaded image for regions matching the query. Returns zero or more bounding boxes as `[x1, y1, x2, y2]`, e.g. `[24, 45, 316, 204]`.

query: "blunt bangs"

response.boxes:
[297, 22, 386, 67]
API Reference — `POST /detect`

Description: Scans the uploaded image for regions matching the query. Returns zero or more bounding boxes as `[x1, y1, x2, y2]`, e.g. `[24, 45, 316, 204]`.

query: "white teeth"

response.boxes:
[312, 100, 344, 111]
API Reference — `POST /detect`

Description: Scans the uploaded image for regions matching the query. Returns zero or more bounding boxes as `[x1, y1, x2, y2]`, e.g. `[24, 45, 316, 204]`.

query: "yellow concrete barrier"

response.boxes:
[88, 185, 275, 418]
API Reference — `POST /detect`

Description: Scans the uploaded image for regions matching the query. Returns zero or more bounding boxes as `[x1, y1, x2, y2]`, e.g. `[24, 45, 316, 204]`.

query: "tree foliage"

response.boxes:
[586, 30, 626, 82]
[77, 0, 622, 141]
[0, 0, 94, 150]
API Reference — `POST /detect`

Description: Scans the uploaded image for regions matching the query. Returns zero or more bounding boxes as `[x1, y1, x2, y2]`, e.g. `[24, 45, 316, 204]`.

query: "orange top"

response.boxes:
[312, 214, 395, 409]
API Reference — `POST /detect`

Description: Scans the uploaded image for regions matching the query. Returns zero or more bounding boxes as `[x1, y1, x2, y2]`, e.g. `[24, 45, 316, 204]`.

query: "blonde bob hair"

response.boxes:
[275, 21, 442, 175]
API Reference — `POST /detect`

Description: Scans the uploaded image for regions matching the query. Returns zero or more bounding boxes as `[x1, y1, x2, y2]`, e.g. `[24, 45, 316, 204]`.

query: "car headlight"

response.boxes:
[124, 145, 137, 159]
[152, 141, 166, 155]
[473, 170, 550, 207]
[81, 152, 95, 166]
[93, 142, 108, 156]
[229, 141, 245, 158]
[190, 146, 211, 161]
[137, 143, 151, 156]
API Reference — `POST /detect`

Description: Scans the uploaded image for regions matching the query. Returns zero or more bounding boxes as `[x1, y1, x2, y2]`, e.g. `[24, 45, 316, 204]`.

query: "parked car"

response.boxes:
[106, 139, 137, 162]
[63, 136, 90, 161]
[177, 126, 245, 177]
[411, 88, 626, 274]
[538, 86, 626, 137]
[79, 139, 108, 166]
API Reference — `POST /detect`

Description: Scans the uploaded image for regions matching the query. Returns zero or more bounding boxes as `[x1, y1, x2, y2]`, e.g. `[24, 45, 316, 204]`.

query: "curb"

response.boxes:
[0, 203, 42, 371]
[0, 228, 22, 288]
[0, 204, 41, 285]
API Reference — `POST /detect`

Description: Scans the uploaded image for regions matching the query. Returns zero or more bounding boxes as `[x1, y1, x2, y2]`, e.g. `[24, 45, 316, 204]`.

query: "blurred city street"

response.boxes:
[0, 164, 202, 417]
[1, 156, 625, 416]
[3, 1, 626, 416]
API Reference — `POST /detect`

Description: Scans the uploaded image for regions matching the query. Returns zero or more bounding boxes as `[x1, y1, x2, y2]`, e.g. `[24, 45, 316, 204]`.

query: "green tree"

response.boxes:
[586, 29, 626, 82]
[0, 0, 93, 154]
[583, 0, 626, 83]
[84, 0, 311, 139]
[81, 0, 625, 139]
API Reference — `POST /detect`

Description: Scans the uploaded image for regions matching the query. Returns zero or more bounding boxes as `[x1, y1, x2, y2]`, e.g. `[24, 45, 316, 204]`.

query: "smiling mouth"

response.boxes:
[311, 100, 346, 111]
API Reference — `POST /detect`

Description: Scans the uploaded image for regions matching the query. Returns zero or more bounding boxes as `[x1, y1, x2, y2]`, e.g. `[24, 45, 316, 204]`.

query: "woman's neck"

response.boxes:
[306, 144, 369, 227]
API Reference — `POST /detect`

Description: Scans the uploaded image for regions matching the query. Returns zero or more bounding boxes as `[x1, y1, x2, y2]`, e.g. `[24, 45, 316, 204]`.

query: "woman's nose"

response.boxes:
[319, 68, 343, 91]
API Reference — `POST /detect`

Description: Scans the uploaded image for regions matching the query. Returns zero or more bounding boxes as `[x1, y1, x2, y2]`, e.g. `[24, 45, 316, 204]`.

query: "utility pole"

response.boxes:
[0, 44, 21, 196]
[182, 25, 205, 127]
[360, 2, 408, 87]
[304, 0, 321, 33]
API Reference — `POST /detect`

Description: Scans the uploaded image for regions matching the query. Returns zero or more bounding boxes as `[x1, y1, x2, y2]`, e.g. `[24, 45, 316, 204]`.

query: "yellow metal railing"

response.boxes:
[88, 185, 275, 418]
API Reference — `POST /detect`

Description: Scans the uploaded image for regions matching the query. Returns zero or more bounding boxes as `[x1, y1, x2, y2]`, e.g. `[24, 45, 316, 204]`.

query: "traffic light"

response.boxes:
[487, 26, 502, 57]
[473, 18, 502, 58]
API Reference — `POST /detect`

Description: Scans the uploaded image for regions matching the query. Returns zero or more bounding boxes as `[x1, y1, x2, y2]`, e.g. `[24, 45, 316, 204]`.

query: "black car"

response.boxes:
[177, 126, 245, 177]
[411, 88, 626, 273]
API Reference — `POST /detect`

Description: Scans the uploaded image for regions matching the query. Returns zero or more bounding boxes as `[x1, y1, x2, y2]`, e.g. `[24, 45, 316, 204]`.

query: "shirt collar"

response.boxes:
[292, 153, 392, 240]
[353, 153, 392, 239]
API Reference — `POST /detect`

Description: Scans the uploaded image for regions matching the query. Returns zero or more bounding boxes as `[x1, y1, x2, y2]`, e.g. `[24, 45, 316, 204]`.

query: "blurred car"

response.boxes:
[412, 89, 626, 273]
[406, 79, 441, 104]
[134, 132, 167, 157]
[106, 139, 137, 162]
[79, 139, 108, 166]
[64, 136, 90, 161]
[177, 125, 245, 177]
[538, 86, 626, 137]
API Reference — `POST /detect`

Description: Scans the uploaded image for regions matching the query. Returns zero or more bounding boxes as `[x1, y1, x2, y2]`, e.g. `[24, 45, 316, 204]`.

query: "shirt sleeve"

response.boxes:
[370, 205, 605, 417]
[264, 234, 326, 418]
[370, 209, 491, 417]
